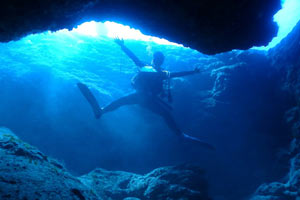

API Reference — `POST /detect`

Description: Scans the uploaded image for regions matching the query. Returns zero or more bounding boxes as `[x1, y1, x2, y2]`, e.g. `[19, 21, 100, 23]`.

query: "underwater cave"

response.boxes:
[0, 0, 300, 199]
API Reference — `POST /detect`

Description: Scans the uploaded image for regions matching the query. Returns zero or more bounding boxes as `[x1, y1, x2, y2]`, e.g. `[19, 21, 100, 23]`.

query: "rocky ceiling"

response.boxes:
[0, 0, 280, 54]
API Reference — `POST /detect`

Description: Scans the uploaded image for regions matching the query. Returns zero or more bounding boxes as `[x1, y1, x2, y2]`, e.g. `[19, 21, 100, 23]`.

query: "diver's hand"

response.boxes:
[114, 37, 124, 47]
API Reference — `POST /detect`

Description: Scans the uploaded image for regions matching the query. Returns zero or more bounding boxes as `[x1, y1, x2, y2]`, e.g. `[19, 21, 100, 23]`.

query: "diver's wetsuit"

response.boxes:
[101, 44, 197, 136]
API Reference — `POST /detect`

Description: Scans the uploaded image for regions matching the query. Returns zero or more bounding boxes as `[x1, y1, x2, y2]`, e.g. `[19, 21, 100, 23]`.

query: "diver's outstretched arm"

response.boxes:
[170, 66, 203, 78]
[115, 38, 145, 68]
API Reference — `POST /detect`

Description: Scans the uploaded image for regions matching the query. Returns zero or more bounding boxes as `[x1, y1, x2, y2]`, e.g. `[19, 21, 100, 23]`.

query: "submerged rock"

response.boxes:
[80, 165, 210, 200]
[251, 141, 300, 199]
[0, 127, 210, 200]
[250, 152, 300, 200]
[0, 127, 100, 200]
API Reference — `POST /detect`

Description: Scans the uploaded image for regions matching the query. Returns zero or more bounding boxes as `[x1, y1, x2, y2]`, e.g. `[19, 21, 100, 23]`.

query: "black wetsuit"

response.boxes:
[102, 45, 196, 136]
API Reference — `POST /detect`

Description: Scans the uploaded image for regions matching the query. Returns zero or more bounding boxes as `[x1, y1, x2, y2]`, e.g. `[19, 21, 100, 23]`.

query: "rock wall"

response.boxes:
[186, 49, 293, 199]
[250, 19, 300, 200]
[0, 0, 280, 54]
[0, 127, 210, 200]
[269, 19, 300, 139]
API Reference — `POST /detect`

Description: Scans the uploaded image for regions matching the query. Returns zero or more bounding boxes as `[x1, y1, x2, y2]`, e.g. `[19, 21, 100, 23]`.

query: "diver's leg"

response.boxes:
[161, 111, 183, 136]
[102, 93, 139, 114]
[77, 83, 102, 119]
[160, 109, 215, 150]
[146, 99, 215, 150]
[146, 100, 182, 136]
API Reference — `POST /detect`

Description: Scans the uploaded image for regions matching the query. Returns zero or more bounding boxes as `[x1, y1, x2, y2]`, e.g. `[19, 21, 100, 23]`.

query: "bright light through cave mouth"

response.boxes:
[57, 0, 300, 50]
[70, 21, 183, 47]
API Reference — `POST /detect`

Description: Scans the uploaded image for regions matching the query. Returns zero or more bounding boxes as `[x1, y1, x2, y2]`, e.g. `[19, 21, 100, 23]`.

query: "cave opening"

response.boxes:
[256, 0, 300, 49]
[47, 0, 300, 51]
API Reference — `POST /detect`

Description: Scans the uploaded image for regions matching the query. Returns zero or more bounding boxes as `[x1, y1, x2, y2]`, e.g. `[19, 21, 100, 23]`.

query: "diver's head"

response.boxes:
[152, 51, 165, 70]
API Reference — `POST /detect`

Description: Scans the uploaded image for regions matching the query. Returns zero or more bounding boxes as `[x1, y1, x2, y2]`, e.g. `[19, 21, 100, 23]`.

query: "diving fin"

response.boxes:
[77, 82, 102, 119]
[182, 133, 216, 151]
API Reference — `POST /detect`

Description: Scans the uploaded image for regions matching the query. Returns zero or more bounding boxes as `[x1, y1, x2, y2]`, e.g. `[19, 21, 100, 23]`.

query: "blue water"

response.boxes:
[0, 31, 215, 173]
[1, 8, 299, 197]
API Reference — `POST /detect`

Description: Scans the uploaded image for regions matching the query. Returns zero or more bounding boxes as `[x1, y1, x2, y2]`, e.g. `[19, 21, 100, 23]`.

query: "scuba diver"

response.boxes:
[78, 38, 215, 150]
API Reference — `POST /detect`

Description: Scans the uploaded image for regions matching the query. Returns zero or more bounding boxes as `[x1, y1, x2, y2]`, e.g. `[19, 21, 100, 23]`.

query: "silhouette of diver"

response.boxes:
[78, 38, 215, 150]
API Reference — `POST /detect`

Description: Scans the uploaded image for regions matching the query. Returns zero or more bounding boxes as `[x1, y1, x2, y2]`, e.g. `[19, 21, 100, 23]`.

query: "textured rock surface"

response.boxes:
[80, 165, 209, 200]
[0, 0, 280, 54]
[0, 127, 100, 200]
[0, 127, 210, 200]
